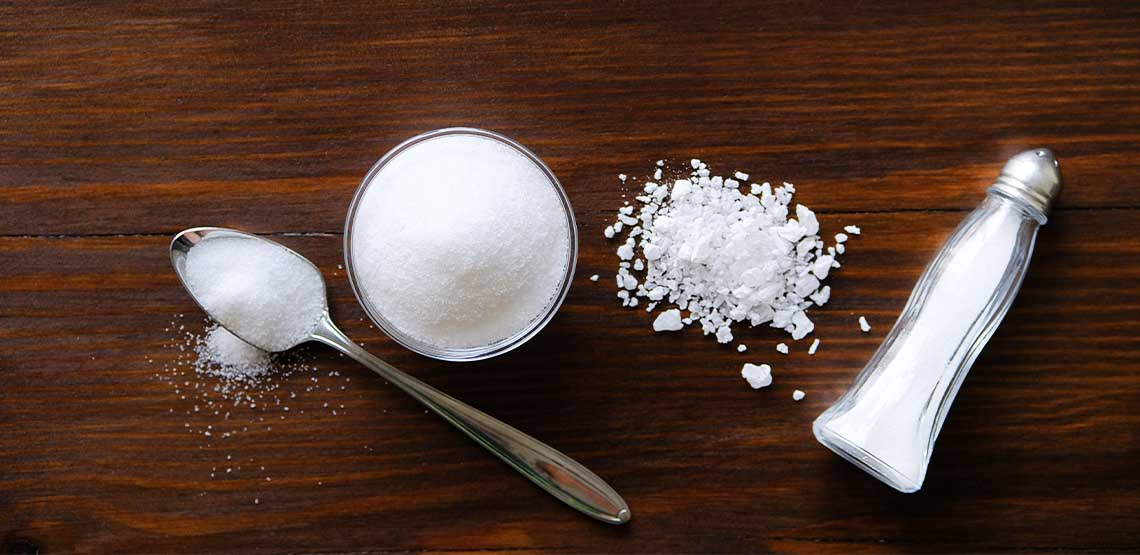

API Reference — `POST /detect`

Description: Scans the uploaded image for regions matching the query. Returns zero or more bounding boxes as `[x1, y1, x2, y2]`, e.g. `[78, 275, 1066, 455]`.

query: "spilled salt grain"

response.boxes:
[808, 338, 821, 355]
[741, 363, 772, 389]
[199, 325, 269, 376]
[844, 225, 861, 235]
[589, 274, 599, 282]
[737, 344, 747, 353]
[776, 343, 789, 354]
[859, 316, 871, 332]
[183, 235, 325, 352]
[793, 389, 806, 401]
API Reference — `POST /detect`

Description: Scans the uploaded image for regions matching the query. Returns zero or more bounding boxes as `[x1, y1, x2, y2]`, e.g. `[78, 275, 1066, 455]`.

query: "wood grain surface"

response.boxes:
[2, 1, 1139, 553]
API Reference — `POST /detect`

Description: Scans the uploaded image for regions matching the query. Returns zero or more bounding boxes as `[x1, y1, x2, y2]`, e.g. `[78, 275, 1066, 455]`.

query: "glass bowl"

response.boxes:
[343, 127, 578, 362]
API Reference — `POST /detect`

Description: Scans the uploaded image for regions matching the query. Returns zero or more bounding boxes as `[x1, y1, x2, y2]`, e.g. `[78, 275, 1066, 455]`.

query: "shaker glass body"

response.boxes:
[813, 192, 1043, 492]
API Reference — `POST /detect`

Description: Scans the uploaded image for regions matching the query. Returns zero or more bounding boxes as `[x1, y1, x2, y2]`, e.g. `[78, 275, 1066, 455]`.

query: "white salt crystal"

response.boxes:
[844, 225, 861, 235]
[808, 338, 820, 355]
[690, 159, 701, 169]
[654, 168, 663, 180]
[810, 286, 831, 306]
[349, 133, 571, 350]
[793, 389, 805, 401]
[812, 255, 834, 279]
[796, 204, 819, 236]
[604, 225, 616, 239]
[791, 311, 814, 340]
[741, 363, 772, 389]
[737, 344, 747, 353]
[859, 316, 871, 332]
[836, 244, 846, 254]
[589, 274, 599, 282]
[835, 233, 848, 243]
[653, 309, 684, 332]
[734, 171, 750, 181]
[633, 259, 644, 271]
[619, 173, 627, 182]
[617, 243, 635, 260]
[715, 326, 733, 344]
[776, 343, 789, 354]
[656, 159, 665, 167]
[183, 235, 325, 351]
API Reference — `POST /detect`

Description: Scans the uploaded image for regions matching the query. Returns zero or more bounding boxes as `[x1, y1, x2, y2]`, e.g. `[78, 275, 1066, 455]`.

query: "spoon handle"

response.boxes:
[310, 316, 630, 525]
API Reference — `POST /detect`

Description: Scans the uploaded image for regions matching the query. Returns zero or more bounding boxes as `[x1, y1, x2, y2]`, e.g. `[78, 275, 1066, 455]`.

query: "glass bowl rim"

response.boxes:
[342, 127, 579, 362]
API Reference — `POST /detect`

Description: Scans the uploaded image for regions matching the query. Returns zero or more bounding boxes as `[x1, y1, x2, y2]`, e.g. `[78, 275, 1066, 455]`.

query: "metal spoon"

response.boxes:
[170, 226, 630, 525]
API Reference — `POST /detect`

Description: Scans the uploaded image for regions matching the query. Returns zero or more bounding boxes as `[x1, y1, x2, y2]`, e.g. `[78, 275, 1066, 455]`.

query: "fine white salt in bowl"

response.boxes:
[344, 128, 578, 361]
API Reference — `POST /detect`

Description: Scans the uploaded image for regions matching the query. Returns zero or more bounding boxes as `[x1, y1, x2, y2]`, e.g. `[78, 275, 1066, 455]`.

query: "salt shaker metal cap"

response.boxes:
[988, 148, 1063, 221]
[813, 149, 1062, 493]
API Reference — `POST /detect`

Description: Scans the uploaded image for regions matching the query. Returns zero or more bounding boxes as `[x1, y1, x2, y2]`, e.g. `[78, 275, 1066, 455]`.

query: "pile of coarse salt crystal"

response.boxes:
[604, 159, 862, 390]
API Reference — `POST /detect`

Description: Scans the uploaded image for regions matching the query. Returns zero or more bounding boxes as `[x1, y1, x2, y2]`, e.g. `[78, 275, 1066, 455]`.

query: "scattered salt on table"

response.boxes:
[199, 325, 270, 377]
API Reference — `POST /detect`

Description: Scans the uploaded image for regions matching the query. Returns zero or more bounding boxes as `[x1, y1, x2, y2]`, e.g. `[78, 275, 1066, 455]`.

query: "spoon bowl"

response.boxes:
[170, 226, 327, 352]
[169, 227, 630, 525]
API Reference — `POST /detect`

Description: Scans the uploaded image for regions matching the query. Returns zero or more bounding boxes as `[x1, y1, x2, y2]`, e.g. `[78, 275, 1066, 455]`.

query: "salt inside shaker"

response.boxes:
[813, 149, 1062, 493]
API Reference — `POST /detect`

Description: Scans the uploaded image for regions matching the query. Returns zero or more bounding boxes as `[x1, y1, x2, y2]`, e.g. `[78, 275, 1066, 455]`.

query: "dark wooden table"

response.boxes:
[3, 1, 1138, 553]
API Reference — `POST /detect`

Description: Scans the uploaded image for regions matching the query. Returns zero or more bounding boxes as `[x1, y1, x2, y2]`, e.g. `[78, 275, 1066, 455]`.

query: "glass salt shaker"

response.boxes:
[813, 148, 1062, 493]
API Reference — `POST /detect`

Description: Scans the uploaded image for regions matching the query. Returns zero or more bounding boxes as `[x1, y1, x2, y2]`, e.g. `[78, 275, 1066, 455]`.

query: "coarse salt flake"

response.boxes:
[653, 309, 684, 332]
[741, 363, 773, 389]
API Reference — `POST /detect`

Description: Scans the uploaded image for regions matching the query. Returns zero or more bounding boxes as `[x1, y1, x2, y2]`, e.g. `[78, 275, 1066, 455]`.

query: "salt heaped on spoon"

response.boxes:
[183, 234, 326, 352]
